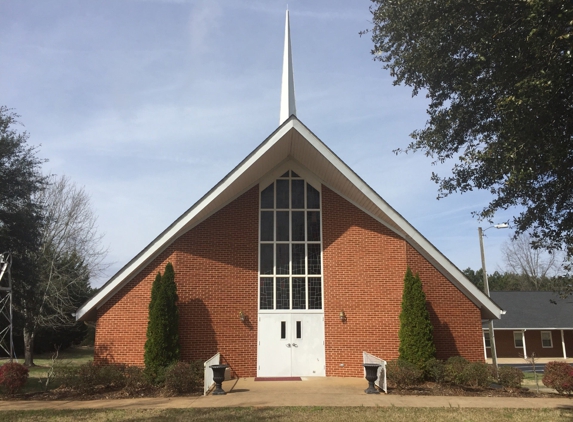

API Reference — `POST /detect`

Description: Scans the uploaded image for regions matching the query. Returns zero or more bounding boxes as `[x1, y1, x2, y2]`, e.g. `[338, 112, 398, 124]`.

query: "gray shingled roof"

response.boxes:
[485, 292, 573, 329]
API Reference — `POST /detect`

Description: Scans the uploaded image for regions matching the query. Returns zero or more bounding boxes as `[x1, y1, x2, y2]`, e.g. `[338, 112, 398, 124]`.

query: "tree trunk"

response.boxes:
[23, 327, 35, 367]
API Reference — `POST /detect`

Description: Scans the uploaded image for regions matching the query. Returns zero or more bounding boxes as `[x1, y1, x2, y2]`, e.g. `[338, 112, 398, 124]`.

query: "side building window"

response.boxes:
[541, 331, 553, 348]
[259, 170, 323, 311]
[483, 331, 491, 348]
[513, 331, 524, 348]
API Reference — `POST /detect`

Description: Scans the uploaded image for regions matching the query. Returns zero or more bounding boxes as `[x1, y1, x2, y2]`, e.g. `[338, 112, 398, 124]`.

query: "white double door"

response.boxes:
[257, 313, 325, 377]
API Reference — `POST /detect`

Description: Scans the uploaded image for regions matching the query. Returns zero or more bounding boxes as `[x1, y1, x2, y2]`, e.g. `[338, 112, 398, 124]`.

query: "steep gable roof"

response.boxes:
[76, 116, 503, 321]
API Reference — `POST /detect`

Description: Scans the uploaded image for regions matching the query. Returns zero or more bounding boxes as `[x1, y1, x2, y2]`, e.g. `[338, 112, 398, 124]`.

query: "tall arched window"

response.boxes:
[259, 170, 322, 310]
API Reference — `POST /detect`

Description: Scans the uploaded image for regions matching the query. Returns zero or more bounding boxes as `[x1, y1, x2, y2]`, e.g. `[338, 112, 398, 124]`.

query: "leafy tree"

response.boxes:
[398, 267, 436, 369]
[0, 107, 45, 364]
[463, 267, 571, 291]
[144, 263, 180, 380]
[368, 1, 573, 257]
[462, 267, 515, 291]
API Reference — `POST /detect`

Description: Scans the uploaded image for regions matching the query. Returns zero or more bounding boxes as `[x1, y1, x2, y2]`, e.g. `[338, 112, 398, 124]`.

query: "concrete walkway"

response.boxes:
[1, 377, 573, 410]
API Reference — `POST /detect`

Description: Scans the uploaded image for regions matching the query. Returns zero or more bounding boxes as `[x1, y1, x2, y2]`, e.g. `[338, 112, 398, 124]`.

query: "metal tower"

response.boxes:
[0, 252, 14, 362]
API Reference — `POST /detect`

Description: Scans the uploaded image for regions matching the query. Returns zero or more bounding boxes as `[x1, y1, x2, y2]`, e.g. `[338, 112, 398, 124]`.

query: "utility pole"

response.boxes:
[478, 223, 508, 376]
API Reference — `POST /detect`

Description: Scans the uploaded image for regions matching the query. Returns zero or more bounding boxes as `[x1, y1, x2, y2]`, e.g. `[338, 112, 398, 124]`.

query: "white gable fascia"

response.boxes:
[77, 116, 502, 321]
[290, 120, 502, 320]
[76, 120, 297, 321]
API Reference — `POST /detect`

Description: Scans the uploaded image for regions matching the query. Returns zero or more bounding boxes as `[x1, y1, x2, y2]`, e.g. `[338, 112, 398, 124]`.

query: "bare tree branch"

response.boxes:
[502, 233, 564, 290]
[21, 175, 108, 366]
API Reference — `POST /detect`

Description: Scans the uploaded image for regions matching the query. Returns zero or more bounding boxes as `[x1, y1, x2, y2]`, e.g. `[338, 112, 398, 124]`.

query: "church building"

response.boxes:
[76, 11, 503, 378]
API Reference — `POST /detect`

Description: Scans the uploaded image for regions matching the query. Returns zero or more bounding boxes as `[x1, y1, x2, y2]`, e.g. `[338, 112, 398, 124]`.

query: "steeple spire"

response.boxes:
[279, 9, 296, 125]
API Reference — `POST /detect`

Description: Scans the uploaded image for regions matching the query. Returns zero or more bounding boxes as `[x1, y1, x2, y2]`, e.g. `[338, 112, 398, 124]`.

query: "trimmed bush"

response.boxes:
[386, 359, 424, 389]
[51, 362, 79, 388]
[462, 362, 491, 388]
[443, 357, 491, 388]
[123, 366, 152, 395]
[164, 361, 203, 394]
[54, 362, 127, 392]
[398, 267, 436, 370]
[543, 361, 573, 395]
[444, 356, 469, 385]
[424, 358, 446, 384]
[0, 362, 29, 395]
[78, 362, 126, 389]
[498, 366, 524, 391]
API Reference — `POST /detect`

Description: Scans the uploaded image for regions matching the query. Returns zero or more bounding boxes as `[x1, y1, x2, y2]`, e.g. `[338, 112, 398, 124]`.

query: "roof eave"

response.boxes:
[77, 116, 503, 322]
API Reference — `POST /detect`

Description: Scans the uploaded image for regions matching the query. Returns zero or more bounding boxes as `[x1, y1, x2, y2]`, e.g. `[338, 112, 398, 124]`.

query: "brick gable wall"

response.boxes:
[405, 245, 484, 361]
[322, 186, 406, 376]
[95, 187, 259, 377]
[94, 183, 483, 378]
[322, 186, 483, 376]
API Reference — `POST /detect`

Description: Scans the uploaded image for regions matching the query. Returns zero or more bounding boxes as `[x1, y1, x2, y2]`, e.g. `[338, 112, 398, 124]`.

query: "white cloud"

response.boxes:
[187, 0, 223, 55]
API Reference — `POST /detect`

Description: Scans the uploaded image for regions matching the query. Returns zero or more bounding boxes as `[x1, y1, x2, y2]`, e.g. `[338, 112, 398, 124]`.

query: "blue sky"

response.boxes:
[1, 0, 516, 286]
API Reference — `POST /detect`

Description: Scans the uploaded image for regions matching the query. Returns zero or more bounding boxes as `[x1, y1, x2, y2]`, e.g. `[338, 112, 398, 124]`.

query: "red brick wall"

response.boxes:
[322, 186, 483, 377]
[95, 187, 259, 377]
[95, 182, 484, 378]
[406, 245, 484, 362]
[322, 186, 406, 377]
[488, 330, 573, 358]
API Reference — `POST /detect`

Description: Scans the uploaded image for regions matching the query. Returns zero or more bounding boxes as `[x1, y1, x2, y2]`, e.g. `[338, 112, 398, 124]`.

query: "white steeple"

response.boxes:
[279, 9, 296, 125]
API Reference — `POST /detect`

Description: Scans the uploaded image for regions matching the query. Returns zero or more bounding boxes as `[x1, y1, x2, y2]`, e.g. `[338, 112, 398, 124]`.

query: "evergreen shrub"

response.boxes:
[398, 267, 436, 370]
[144, 263, 180, 381]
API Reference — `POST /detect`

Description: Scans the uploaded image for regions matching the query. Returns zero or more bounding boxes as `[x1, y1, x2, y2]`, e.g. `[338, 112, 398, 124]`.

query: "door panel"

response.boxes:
[258, 313, 325, 377]
[258, 314, 292, 377]
[291, 313, 325, 376]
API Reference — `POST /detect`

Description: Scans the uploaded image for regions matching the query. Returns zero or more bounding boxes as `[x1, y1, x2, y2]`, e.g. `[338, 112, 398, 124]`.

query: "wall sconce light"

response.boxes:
[339, 310, 346, 322]
[239, 311, 245, 322]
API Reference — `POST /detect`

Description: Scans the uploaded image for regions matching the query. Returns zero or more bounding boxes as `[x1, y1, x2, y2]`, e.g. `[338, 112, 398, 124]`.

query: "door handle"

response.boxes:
[286, 343, 291, 348]
[292, 343, 298, 347]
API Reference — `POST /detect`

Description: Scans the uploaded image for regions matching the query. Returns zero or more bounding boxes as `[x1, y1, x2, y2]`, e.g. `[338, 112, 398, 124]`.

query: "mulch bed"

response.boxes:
[387, 381, 557, 398]
[0, 381, 560, 401]
[2, 385, 202, 401]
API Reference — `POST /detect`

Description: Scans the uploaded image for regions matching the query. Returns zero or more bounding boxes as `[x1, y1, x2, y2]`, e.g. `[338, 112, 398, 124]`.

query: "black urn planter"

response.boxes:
[210, 364, 228, 395]
[363, 363, 381, 394]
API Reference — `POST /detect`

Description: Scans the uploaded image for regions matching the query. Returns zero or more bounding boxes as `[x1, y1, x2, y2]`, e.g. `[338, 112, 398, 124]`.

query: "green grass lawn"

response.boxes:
[0, 407, 571, 422]
[523, 371, 544, 381]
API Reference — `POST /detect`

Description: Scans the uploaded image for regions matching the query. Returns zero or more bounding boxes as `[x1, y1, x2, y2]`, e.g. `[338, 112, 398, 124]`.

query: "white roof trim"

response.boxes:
[77, 116, 502, 321]
[76, 121, 293, 321]
[485, 327, 573, 330]
[290, 120, 502, 320]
